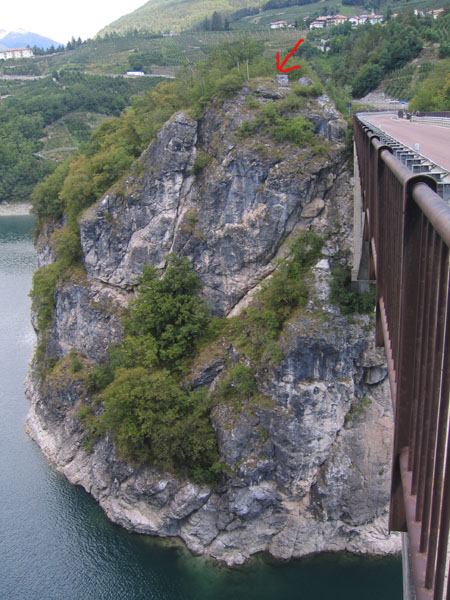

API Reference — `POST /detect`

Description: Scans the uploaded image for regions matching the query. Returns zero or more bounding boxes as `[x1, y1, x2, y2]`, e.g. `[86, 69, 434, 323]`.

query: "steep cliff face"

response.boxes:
[26, 78, 400, 565]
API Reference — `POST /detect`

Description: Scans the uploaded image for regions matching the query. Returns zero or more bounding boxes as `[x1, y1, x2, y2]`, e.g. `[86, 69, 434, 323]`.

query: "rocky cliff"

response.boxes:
[26, 76, 400, 565]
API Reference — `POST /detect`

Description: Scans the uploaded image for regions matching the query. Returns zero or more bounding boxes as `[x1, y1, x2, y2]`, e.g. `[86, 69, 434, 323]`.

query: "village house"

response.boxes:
[427, 8, 445, 18]
[270, 20, 288, 29]
[0, 47, 34, 60]
[369, 13, 384, 24]
[327, 14, 347, 26]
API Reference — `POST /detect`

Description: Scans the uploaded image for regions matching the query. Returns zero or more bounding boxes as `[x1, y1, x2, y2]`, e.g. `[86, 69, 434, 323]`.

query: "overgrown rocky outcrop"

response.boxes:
[26, 77, 400, 565]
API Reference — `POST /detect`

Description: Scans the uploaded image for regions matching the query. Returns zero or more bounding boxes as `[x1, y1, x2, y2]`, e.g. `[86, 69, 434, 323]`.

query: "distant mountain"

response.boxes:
[98, 0, 263, 35]
[0, 29, 62, 50]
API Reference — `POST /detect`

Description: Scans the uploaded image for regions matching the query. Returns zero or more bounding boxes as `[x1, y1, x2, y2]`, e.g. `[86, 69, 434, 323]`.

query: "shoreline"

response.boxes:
[0, 202, 32, 216]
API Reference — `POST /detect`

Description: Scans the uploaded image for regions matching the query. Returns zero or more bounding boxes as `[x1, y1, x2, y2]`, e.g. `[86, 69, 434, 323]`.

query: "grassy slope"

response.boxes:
[97, 0, 446, 35]
[98, 0, 264, 34]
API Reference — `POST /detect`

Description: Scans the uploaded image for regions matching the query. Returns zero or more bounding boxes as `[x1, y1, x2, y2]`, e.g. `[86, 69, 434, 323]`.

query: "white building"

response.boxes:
[0, 47, 34, 60]
[310, 20, 325, 29]
[270, 20, 288, 29]
[369, 14, 384, 24]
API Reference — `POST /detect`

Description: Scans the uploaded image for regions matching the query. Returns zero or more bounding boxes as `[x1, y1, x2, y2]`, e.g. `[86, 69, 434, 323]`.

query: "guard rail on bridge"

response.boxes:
[357, 114, 450, 203]
[353, 115, 450, 600]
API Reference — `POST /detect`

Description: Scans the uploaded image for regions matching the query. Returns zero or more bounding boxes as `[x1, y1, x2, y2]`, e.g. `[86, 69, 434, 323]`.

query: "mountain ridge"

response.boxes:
[0, 29, 62, 50]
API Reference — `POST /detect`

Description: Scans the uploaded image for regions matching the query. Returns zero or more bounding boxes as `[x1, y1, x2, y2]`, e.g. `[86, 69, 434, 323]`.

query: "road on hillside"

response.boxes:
[362, 113, 450, 171]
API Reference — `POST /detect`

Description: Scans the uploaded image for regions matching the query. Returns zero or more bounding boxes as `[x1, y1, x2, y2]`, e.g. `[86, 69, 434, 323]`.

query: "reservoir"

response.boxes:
[0, 214, 402, 600]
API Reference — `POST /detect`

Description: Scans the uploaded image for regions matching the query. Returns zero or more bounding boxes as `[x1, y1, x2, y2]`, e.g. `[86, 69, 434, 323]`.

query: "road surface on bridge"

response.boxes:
[362, 113, 450, 171]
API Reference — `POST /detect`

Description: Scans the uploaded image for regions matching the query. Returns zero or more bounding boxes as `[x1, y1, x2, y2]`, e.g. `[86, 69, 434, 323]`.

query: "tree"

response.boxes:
[211, 11, 223, 31]
[352, 63, 383, 98]
[125, 255, 210, 369]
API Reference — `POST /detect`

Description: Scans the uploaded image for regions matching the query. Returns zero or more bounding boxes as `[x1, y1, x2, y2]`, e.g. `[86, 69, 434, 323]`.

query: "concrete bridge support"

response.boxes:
[352, 142, 370, 292]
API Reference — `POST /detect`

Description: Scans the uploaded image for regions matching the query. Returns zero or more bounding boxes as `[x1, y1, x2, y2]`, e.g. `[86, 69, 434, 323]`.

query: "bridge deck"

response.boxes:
[362, 113, 450, 172]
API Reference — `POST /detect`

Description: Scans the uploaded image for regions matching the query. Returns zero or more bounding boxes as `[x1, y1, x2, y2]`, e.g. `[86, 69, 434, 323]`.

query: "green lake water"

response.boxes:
[0, 214, 402, 600]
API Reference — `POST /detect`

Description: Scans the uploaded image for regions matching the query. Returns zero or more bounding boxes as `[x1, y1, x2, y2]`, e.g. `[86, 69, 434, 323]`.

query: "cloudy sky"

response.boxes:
[2, 0, 147, 44]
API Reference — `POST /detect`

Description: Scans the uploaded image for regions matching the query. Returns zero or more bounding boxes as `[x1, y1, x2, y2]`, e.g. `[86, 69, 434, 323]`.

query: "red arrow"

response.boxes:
[276, 39, 304, 73]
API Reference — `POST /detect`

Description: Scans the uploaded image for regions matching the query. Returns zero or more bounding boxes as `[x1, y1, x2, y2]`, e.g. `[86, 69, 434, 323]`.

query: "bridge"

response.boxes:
[352, 112, 450, 600]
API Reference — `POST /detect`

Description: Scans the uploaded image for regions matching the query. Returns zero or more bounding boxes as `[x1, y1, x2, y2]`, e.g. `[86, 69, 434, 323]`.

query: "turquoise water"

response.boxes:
[0, 215, 402, 600]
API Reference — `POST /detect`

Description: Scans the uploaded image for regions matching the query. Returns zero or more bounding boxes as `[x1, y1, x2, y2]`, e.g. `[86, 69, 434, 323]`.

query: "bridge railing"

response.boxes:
[354, 115, 450, 600]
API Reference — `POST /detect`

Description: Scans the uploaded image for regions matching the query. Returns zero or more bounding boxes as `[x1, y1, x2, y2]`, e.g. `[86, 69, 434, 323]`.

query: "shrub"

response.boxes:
[216, 364, 257, 402]
[95, 367, 219, 482]
[245, 95, 260, 109]
[53, 228, 82, 266]
[191, 152, 211, 176]
[80, 254, 221, 482]
[330, 264, 376, 314]
[292, 82, 323, 97]
[215, 72, 245, 97]
[271, 116, 314, 146]
[30, 263, 60, 330]
[237, 119, 258, 138]
[228, 231, 322, 364]
[124, 254, 210, 371]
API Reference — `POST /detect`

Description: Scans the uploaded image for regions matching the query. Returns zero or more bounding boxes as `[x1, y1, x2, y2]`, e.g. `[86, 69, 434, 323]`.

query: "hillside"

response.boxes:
[97, 0, 446, 35]
[98, 0, 264, 35]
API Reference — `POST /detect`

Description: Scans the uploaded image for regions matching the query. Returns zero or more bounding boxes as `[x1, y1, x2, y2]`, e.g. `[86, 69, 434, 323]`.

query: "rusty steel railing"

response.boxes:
[354, 115, 450, 600]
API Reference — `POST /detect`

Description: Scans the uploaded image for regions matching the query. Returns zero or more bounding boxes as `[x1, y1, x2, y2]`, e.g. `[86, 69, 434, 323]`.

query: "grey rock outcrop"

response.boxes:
[26, 78, 399, 566]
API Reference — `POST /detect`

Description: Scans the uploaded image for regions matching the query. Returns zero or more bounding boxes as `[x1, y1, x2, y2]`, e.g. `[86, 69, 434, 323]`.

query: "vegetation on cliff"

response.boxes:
[78, 232, 327, 481]
[79, 255, 220, 482]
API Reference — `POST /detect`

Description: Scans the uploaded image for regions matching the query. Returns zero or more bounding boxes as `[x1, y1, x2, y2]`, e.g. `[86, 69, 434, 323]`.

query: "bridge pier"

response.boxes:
[352, 142, 371, 293]
[403, 533, 417, 600]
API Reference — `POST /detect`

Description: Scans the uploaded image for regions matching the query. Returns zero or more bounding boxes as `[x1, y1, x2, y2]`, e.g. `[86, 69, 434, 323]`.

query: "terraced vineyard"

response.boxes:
[434, 13, 450, 43]
[384, 60, 435, 101]
[1, 29, 306, 76]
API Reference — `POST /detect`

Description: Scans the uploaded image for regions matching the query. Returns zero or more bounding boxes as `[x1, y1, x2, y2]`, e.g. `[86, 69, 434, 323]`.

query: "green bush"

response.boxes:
[79, 254, 221, 482]
[227, 231, 322, 364]
[30, 263, 60, 330]
[97, 368, 216, 471]
[215, 72, 245, 97]
[53, 228, 82, 266]
[191, 152, 212, 176]
[216, 364, 257, 402]
[292, 82, 323, 97]
[330, 264, 376, 314]
[85, 366, 219, 482]
[124, 254, 210, 371]
[271, 116, 314, 146]
[237, 119, 258, 138]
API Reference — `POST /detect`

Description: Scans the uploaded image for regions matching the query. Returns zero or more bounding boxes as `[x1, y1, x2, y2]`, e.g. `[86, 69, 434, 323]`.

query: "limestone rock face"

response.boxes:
[26, 79, 400, 566]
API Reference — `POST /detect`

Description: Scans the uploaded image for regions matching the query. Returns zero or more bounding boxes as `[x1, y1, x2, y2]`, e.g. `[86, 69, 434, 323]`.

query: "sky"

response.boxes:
[2, 0, 147, 44]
